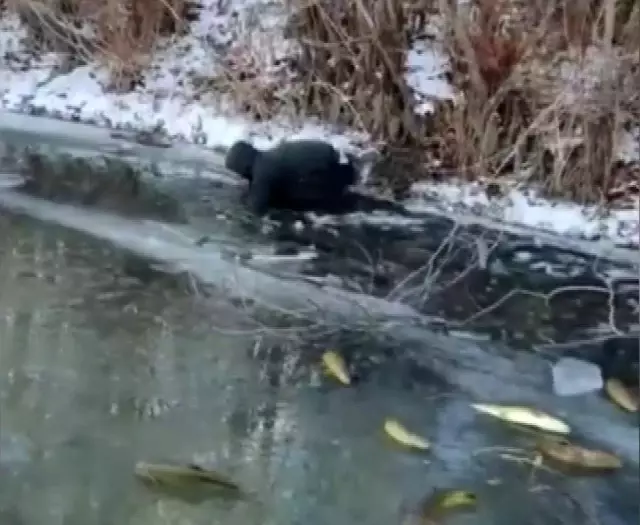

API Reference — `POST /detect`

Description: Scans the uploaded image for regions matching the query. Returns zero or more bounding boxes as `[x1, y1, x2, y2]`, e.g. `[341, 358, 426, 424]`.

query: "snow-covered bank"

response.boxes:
[0, 3, 638, 251]
[408, 181, 639, 250]
[0, 8, 365, 153]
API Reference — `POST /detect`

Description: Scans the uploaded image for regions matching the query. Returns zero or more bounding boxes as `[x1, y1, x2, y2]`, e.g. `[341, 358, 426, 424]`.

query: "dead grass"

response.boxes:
[202, 0, 432, 180]
[255, 0, 640, 202]
[437, 0, 640, 203]
[7, 0, 199, 91]
[193, 26, 303, 124]
[1, 0, 639, 202]
[280, 0, 437, 194]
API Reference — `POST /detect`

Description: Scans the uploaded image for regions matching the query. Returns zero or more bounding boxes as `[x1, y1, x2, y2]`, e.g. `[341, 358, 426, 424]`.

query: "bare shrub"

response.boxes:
[281, 0, 437, 192]
[438, 0, 640, 203]
[194, 32, 303, 124]
[9, 0, 97, 58]
[277, 0, 638, 200]
[617, 0, 640, 51]
[7, 0, 199, 90]
[284, 0, 410, 138]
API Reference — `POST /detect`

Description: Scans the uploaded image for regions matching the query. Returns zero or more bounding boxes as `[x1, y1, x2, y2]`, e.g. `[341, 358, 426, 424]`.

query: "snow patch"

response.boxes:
[405, 40, 454, 115]
[308, 211, 428, 229]
[408, 181, 639, 248]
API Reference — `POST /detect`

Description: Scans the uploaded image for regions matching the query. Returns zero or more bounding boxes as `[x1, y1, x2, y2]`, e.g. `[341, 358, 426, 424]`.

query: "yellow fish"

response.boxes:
[134, 462, 242, 492]
[423, 489, 477, 513]
[536, 438, 622, 471]
[321, 350, 351, 385]
[471, 403, 571, 435]
[383, 418, 430, 451]
[604, 378, 639, 413]
[403, 489, 477, 525]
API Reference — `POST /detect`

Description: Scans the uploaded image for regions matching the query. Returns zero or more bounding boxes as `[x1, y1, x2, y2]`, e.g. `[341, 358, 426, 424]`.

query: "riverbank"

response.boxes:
[0, 0, 638, 249]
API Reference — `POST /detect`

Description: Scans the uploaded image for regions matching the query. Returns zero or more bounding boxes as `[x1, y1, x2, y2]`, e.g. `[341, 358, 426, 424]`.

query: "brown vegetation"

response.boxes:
[277, 0, 432, 194]
[439, 0, 640, 204]
[2, 0, 639, 203]
[7, 0, 199, 90]
[281, 0, 640, 202]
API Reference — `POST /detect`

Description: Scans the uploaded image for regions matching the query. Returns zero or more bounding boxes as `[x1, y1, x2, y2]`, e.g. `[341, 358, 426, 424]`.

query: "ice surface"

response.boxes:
[552, 357, 604, 397]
